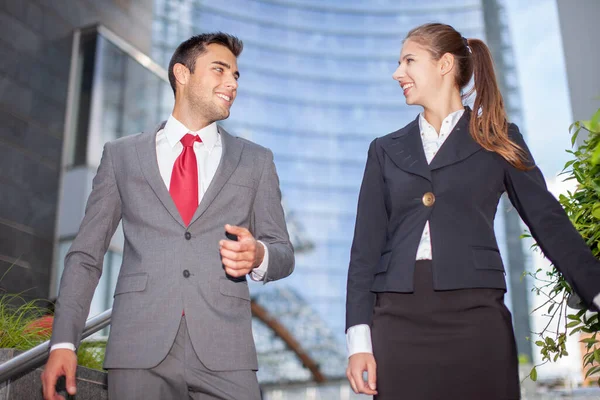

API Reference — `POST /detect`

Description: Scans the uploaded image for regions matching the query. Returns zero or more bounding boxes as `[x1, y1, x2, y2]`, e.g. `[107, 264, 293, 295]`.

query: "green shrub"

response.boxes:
[528, 108, 600, 384]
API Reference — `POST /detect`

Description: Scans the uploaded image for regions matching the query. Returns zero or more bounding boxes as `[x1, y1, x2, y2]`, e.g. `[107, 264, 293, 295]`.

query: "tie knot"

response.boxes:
[180, 133, 201, 147]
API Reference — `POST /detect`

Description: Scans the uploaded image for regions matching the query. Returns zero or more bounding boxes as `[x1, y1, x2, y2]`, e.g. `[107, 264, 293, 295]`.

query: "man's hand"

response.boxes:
[346, 352, 377, 395]
[219, 224, 264, 278]
[41, 349, 78, 400]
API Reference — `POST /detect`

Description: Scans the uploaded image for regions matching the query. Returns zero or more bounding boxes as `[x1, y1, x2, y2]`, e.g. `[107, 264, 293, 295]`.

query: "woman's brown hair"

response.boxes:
[405, 23, 529, 170]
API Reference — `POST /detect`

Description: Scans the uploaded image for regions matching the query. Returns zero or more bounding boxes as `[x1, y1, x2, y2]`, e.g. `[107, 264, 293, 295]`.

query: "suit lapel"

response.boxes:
[382, 117, 431, 182]
[135, 121, 186, 227]
[188, 125, 244, 226]
[428, 108, 483, 171]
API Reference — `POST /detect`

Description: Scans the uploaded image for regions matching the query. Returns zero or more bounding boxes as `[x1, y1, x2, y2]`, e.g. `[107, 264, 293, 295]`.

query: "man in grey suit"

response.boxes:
[41, 32, 294, 400]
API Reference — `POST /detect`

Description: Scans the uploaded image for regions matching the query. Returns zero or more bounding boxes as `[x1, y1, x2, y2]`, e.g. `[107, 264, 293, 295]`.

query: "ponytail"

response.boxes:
[466, 38, 529, 170]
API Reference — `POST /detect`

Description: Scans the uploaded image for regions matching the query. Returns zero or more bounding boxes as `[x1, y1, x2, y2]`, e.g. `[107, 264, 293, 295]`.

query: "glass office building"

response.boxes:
[152, 0, 532, 364]
[52, 1, 532, 396]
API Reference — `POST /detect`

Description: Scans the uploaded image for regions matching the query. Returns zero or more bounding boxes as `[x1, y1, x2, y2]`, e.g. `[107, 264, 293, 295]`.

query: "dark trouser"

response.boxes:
[372, 260, 520, 400]
[107, 316, 261, 400]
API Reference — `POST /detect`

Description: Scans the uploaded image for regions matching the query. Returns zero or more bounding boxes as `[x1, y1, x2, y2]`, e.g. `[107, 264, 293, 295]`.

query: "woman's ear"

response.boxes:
[439, 53, 455, 76]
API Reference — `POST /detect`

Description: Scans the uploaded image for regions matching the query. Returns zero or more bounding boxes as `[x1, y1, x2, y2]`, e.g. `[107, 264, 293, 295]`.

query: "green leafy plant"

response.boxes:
[77, 340, 106, 371]
[527, 108, 600, 384]
[0, 280, 105, 371]
[0, 294, 53, 350]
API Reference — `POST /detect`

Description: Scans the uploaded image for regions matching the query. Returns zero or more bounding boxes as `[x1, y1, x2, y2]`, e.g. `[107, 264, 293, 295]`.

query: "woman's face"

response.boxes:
[392, 39, 443, 107]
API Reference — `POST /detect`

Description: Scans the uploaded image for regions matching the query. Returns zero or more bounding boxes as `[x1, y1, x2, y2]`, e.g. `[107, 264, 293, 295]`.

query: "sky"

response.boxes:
[503, 0, 574, 180]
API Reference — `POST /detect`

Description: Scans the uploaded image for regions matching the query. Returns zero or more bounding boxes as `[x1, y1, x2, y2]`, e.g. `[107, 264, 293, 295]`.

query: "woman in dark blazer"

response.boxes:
[345, 22, 600, 399]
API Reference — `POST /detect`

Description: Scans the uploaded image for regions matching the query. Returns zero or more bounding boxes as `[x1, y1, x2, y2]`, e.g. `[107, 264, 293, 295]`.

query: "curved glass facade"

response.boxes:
[153, 0, 532, 384]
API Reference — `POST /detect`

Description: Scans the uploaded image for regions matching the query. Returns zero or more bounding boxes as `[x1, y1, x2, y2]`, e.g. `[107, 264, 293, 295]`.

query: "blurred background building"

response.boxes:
[0, 0, 599, 398]
[556, 0, 600, 146]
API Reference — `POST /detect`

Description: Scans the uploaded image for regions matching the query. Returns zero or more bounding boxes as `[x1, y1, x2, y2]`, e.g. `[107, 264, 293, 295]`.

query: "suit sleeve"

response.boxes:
[51, 142, 123, 348]
[504, 124, 600, 309]
[346, 139, 388, 330]
[253, 149, 294, 283]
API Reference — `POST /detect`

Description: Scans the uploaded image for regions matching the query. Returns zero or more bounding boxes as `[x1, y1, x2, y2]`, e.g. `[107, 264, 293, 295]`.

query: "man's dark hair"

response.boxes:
[168, 32, 243, 95]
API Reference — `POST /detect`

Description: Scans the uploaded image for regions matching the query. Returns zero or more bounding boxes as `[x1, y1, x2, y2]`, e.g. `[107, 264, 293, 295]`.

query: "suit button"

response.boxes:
[422, 192, 435, 207]
[183, 270, 190, 278]
[185, 232, 191, 240]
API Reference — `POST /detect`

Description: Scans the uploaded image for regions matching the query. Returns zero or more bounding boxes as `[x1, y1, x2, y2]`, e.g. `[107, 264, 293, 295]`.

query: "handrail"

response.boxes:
[0, 308, 112, 383]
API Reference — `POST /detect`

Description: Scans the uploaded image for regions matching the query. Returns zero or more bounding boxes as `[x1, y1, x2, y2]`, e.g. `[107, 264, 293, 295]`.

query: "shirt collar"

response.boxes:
[164, 115, 220, 150]
[418, 108, 465, 135]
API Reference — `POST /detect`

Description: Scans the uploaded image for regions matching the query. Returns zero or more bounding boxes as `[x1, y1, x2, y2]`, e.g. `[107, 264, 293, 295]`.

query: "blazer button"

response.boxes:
[185, 232, 191, 240]
[422, 192, 435, 207]
[183, 269, 190, 278]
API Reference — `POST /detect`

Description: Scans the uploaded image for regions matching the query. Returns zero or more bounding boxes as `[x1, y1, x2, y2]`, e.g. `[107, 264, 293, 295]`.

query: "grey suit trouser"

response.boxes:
[107, 317, 261, 400]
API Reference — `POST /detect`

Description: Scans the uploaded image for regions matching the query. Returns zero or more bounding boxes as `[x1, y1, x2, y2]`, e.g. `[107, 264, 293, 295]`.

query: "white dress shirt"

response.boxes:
[52, 115, 268, 352]
[346, 109, 600, 357]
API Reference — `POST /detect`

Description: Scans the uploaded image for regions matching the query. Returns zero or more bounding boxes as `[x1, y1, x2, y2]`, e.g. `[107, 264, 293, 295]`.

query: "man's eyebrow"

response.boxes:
[212, 61, 240, 79]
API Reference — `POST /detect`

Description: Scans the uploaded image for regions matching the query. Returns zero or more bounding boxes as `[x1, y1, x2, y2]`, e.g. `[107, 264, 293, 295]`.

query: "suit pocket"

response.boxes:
[374, 251, 392, 275]
[226, 176, 258, 189]
[114, 272, 148, 296]
[219, 277, 251, 301]
[472, 247, 504, 271]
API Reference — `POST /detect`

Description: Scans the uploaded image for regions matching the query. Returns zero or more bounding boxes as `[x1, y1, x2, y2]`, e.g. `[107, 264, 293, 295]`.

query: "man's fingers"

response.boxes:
[220, 239, 255, 253]
[220, 247, 249, 262]
[65, 365, 77, 395]
[41, 370, 57, 400]
[224, 224, 251, 238]
[222, 255, 253, 269]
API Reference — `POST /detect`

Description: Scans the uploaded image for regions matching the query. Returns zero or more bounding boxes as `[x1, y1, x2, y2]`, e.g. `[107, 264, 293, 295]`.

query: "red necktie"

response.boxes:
[170, 133, 202, 226]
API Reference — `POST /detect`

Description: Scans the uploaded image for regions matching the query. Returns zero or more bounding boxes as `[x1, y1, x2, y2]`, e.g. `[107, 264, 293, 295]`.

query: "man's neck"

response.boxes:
[172, 106, 212, 132]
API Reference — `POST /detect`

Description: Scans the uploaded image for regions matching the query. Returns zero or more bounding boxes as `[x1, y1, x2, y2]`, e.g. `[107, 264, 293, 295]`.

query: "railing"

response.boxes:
[0, 308, 112, 383]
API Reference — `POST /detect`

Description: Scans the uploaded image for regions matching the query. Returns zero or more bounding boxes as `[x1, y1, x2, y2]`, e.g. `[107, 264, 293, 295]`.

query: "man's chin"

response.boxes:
[210, 109, 230, 122]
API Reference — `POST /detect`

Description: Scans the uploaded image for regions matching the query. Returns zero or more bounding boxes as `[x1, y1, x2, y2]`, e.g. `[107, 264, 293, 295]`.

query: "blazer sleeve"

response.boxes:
[346, 139, 388, 330]
[504, 123, 600, 309]
[253, 148, 295, 283]
[51, 142, 123, 348]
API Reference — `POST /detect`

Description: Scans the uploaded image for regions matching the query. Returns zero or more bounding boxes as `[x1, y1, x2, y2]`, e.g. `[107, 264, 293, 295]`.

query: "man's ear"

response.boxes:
[439, 53, 455, 76]
[173, 63, 190, 87]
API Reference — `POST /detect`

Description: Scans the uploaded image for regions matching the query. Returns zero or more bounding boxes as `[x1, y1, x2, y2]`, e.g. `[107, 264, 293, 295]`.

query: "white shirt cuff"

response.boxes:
[250, 241, 269, 281]
[593, 293, 600, 310]
[346, 324, 373, 357]
[50, 343, 76, 352]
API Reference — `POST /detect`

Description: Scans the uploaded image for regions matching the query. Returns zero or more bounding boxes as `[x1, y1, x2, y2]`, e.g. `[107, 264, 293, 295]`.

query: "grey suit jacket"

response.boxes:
[50, 122, 294, 371]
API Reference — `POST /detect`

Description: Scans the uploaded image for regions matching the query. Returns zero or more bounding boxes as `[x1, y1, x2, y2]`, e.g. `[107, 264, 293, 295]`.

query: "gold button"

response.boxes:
[422, 192, 435, 207]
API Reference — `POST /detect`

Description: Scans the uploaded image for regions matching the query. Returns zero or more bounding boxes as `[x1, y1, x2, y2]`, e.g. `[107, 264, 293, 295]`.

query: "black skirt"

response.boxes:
[371, 260, 520, 400]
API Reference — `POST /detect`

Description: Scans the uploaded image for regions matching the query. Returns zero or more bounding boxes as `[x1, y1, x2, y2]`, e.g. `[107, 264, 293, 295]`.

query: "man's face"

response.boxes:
[179, 43, 240, 123]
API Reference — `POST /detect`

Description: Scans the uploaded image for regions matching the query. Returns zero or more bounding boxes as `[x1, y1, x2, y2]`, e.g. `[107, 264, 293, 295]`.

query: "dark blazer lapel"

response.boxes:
[382, 117, 431, 182]
[188, 125, 243, 226]
[428, 108, 483, 171]
[135, 121, 186, 227]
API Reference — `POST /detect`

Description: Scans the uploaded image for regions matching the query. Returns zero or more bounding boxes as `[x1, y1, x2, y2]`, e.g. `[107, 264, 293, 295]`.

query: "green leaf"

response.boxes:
[567, 314, 582, 321]
[570, 327, 582, 336]
[592, 144, 600, 166]
[530, 366, 537, 382]
[595, 349, 600, 363]
[566, 321, 580, 328]
[585, 365, 600, 379]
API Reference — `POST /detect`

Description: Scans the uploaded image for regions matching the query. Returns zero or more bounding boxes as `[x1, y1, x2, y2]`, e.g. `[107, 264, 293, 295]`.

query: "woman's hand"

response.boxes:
[346, 352, 378, 395]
